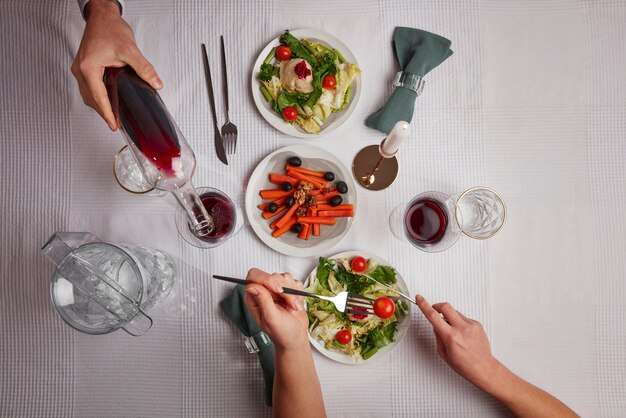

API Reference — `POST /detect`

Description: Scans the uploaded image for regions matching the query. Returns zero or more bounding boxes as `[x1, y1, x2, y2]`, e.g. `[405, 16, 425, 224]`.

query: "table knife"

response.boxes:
[201, 43, 228, 165]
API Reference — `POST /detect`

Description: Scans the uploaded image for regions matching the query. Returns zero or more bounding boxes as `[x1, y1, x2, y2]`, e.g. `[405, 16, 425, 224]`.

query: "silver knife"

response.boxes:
[201, 43, 228, 165]
[364, 274, 418, 306]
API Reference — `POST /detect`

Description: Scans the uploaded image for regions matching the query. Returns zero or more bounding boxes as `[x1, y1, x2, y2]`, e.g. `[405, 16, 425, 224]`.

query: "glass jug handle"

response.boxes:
[121, 308, 153, 336]
[42, 232, 100, 266]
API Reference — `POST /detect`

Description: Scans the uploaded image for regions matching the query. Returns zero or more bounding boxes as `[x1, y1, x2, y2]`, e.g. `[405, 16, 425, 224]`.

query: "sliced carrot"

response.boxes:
[315, 203, 353, 211]
[258, 197, 287, 211]
[315, 190, 340, 202]
[272, 218, 297, 238]
[275, 203, 300, 229]
[298, 223, 310, 240]
[311, 208, 320, 236]
[269, 173, 299, 186]
[287, 170, 328, 189]
[297, 216, 336, 225]
[260, 189, 291, 200]
[318, 210, 354, 217]
[262, 206, 286, 219]
[270, 216, 282, 229]
[285, 164, 325, 178]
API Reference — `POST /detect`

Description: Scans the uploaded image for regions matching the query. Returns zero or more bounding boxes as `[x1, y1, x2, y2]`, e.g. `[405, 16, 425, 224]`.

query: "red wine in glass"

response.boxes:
[197, 192, 235, 241]
[105, 67, 181, 176]
[404, 199, 448, 244]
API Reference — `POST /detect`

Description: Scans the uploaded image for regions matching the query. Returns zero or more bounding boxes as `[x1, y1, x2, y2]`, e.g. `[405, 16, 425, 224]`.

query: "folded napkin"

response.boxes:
[220, 285, 274, 406]
[365, 27, 453, 134]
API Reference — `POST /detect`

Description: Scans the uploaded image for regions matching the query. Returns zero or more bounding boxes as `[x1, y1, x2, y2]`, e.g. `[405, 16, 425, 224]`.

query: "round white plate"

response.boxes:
[250, 28, 362, 138]
[305, 251, 412, 365]
[245, 145, 357, 257]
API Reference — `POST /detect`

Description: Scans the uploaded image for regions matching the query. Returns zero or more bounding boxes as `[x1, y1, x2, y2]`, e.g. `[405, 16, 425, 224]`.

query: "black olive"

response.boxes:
[267, 203, 279, 213]
[285, 196, 296, 207]
[329, 195, 343, 207]
[324, 171, 335, 181]
[281, 182, 293, 192]
[287, 156, 302, 167]
[336, 181, 348, 194]
[291, 223, 303, 233]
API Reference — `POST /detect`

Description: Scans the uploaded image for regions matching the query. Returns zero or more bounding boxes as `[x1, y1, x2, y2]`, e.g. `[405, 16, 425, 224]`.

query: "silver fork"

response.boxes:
[212, 275, 374, 315]
[219, 35, 238, 155]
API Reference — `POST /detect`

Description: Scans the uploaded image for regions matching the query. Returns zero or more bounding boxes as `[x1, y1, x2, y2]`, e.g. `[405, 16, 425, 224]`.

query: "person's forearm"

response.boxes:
[84, 0, 121, 20]
[273, 341, 326, 418]
[483, 362, 579, 418]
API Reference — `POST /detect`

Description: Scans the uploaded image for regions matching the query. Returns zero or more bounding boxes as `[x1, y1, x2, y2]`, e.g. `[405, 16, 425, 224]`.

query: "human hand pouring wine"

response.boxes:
[105, 67, 239, 248]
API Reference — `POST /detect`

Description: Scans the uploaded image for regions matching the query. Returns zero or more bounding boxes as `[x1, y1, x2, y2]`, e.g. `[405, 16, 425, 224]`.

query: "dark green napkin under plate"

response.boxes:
[220, 285, 274, 406]
[365, 27, 453, 134]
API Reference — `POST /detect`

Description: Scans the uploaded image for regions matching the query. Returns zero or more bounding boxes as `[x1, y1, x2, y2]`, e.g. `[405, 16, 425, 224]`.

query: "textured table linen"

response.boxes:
[1, 1, 625, 417]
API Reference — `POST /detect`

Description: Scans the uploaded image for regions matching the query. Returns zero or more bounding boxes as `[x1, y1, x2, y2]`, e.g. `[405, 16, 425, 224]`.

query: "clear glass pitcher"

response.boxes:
[42, 232, 176, 336]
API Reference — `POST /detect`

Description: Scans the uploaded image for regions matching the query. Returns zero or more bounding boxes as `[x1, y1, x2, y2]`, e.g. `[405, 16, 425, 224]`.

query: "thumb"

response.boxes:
[122, 45, 163, 89]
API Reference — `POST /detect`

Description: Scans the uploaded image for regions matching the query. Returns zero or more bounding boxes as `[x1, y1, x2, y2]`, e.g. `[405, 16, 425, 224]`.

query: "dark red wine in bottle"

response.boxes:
[105, 66, 181, 176]
[404, 199, 448, 244]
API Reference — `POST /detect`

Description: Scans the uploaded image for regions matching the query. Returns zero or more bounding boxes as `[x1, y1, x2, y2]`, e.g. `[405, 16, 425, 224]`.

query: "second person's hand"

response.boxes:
[71, 0, 163, 131]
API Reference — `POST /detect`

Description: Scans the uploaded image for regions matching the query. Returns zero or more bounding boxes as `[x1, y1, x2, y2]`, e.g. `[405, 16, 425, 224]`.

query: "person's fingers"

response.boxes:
[245, 284, 279, 324]
[244, 286, 263, 326]
[246, 268, 283, 293]
[434, 330, 448, 360]
[121, 46, 163, 89]
[280, 272, 304, 311]
[432, 302, 464, 326]
[415, 294, 451, 337]
[82, 66, 118, 130]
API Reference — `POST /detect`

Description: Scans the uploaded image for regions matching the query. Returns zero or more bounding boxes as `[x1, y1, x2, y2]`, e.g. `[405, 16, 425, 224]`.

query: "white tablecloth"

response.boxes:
[1, 0, 625, 416]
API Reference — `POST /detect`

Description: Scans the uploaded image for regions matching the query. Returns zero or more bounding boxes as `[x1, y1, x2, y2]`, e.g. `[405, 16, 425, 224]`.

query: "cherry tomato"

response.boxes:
[350, 256, 368, 273]
[322, 75, 336, 90]
[282, 106, 298, 122]
[373, 297, 395, 319]
[276, 46, 292, 61]
[335, 330, 352, 345]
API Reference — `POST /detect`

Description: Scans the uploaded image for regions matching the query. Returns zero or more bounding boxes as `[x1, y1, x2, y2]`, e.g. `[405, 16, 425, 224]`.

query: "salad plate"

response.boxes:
[245, 145, 357, 257]
[304, 251, 412, 365]
[251, 28, 362, 138]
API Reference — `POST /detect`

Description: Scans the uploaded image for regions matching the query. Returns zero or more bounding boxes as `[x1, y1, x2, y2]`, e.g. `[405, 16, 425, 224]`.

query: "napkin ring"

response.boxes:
[244, 331, 272, 354]
[393, 72, 425, 96]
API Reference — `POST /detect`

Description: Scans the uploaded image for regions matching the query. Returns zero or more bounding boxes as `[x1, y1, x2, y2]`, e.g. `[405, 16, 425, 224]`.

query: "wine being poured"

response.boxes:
[105, 66, 213, 237]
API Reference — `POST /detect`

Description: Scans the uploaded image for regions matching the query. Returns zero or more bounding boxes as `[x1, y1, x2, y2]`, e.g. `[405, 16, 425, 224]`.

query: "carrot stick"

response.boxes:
[298, 223, 310, 240]
[286, 171, 327, 189]
[260, 189, 291, 200]
[317, 210, 354, 217]
[315, 190, 340, 201]
[275, 203, 300, 229]
[269, 173, 299, 186]
[311, 208, 320, 236]
[272, 218, 297, 238]
[297, 216, 336, 225]
[315, 204, 353, 211]
[285, 164, 325, 178]
[262, 206, 286, 219]
[258, 197, 287, 211]
[270, 216, 282, 229]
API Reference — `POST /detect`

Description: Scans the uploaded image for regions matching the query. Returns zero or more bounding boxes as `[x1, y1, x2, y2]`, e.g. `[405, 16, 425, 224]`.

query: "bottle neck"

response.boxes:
[171, 181, 214, 237]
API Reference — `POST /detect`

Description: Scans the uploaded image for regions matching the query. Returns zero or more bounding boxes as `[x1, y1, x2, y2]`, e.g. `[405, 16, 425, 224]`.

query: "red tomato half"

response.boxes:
[322, 75, 336, 90]
[373, 297, 395, 319]
[335, 330, 352, 345]
[276, 46, 292, 61]
[282, 106, 298, 122]
[350, 256, 367, 273]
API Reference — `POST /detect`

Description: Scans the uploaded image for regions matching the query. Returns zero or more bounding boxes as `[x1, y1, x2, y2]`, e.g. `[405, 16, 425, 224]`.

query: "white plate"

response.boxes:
[305, 251, 412, 365]
[250, 28, 362, 138]
[245, 145, 357, 257]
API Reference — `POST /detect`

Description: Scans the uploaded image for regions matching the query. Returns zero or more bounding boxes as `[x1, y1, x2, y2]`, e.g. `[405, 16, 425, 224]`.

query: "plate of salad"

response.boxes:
[245, 145, 357, 257]
[251, 29, 361, 138]
[304, 251, 411, 364]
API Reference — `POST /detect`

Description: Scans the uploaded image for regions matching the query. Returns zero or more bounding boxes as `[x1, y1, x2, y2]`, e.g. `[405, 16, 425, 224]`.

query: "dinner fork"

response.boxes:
[219, 35, 238, 155]
[212, 275, 375, 315]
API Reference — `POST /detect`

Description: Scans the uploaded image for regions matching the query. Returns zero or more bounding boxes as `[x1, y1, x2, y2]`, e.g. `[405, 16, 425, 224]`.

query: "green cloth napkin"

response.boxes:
[220, 285, 274, 406]
[365, 27, 453, 134]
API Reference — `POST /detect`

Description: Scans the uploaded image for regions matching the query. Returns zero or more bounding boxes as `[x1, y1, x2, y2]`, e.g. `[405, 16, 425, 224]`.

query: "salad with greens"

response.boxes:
[256, 30, 361, 134]
[305, 256, 409, 361]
